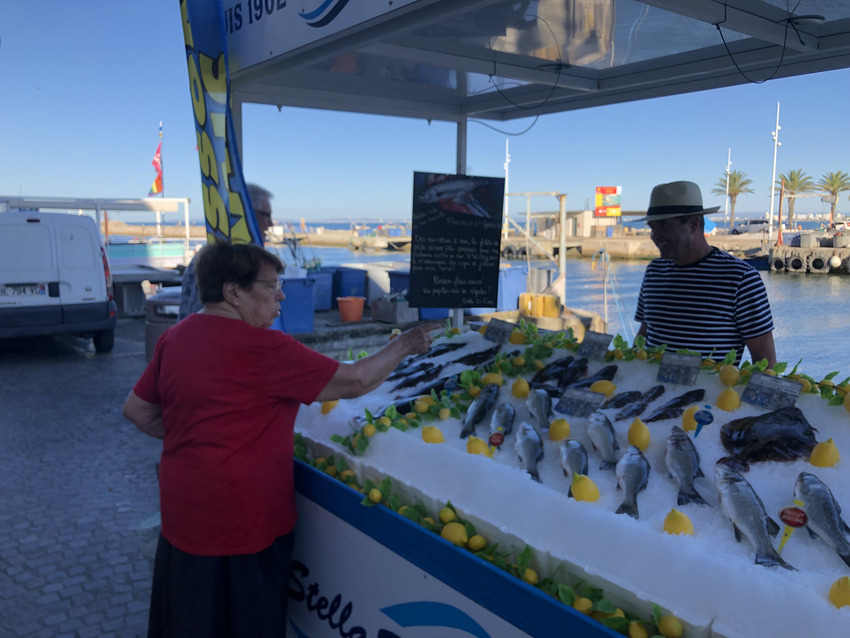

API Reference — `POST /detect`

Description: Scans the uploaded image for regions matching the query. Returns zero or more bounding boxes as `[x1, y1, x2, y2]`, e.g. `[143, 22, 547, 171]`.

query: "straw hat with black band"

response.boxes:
[633, 181, 720, 223]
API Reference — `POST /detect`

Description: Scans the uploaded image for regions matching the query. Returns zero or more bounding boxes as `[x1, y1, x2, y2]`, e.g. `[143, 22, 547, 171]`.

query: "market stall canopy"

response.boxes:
[226, 0, 850, 122]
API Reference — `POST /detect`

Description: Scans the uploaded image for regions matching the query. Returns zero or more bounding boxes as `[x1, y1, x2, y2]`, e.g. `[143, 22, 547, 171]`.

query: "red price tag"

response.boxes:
[488, 433, 504, 447]
[780, 506, 808, 527]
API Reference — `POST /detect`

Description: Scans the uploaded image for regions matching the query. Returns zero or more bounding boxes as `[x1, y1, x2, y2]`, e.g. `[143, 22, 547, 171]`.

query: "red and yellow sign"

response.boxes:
[594, 186, 622, 218]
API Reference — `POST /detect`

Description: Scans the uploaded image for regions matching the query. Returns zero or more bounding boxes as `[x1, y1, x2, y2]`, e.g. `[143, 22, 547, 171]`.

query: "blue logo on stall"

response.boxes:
[381, 602, 492, 638]
[299, 0, 351, 27]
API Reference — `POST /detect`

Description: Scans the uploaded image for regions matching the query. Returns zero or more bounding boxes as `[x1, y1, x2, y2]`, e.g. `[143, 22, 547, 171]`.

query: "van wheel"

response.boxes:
[93, 330, 115, 354]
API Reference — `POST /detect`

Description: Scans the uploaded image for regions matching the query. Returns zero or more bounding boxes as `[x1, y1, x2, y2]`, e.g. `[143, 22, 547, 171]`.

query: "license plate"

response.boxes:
[0, 283, 46, 297]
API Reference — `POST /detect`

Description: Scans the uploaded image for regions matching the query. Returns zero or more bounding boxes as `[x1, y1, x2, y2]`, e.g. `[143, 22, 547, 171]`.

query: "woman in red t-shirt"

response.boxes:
[123, 242, 438, 637]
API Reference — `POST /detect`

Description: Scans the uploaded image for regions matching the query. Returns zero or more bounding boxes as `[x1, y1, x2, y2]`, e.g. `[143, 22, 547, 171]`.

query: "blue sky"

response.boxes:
[2, 1, 849, 224]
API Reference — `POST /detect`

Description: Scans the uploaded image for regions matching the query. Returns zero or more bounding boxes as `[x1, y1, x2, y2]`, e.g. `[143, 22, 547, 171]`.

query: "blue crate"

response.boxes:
[325, 266, 366, 308]
[388, 270, 449, 319]
[467, 267, 528, 315]
[271, 278, 314, 334]
[306, 270, 333, 311]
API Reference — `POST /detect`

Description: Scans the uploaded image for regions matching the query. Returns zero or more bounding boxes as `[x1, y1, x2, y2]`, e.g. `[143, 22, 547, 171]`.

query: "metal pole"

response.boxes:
[769, 101, 781, 245]
[452, 117, 467, 330]
[724, 148, 731, 229]
[503, 139, 510, 240]
[557, 194, 567, 307]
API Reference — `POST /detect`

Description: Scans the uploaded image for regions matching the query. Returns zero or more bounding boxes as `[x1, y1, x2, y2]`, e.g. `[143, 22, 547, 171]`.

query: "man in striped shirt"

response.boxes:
[634, 181, 776, 367]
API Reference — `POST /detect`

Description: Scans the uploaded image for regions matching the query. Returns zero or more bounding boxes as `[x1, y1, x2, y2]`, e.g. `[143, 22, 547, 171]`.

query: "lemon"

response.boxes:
[466, 436, 490, 455]
[467, 534, 486, 552]
[481, 372, 504, 386]
[800, 378, 813, 393]
[512, 356, 526, 367]
[421, 426, 444, 443]
[716, 387, 741, 412]
[314, 457, 327, 470]
[440, 521, 468, 546]
[368, 488, 382, 504]
[351, 434, 361, 450]
[635, 348, 648, 361]
[572, 596, 593, 615]
[810, 438, 840, 467]
[478, 324, 487, 335]
[701, 358, 716, 369]
[522, 568, 539, 585]
[339, 469, 355, 483]
[589, 380, 617, 397]
[413, 400, 429, 414]
[663, 509, 695, 535]
[438, 407, 451, 420]
[628, 418, 650, 450]
[363, 423, 377, 437]
[628, 621, 650, 638]
[548, 418, 571, 441]
[324, 465, 338, 477]
[844, 391, 850, 412]
[763, 368, 777, 376]
[512, 376, 530, 399]
[419, 395, 437, 407]
[375, 416, 390, 427]
[571, 474, 600, 502]
[397, 505, 409, 515]
[657, 615, 683, 638]
[718, 364, 740, 387]
[320, 400, 339, 414]
[468, 385, 482, 398]
[450, 327, 460, 335]
[438, 507, 456, 524]
[533, 359, 545, 370]
[612, 348, 624, 360]
[682, 405, 698, 432]
[509, 331, 527, 345]
[829, 576, 850, 608]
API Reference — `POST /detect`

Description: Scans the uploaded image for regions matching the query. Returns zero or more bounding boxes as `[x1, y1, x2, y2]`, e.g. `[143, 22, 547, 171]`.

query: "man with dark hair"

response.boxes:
[178, 184, 274, 320]
[634, 181, 776, 367]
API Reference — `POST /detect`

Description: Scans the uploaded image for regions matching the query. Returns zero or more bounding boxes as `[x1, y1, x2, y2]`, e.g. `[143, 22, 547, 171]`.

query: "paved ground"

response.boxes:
[0, 318, 162, 638]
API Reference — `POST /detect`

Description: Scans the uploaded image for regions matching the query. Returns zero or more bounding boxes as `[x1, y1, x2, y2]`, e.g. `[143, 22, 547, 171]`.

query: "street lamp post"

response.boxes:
[724, 148, 732, 229]
[769, 101, 781, 245]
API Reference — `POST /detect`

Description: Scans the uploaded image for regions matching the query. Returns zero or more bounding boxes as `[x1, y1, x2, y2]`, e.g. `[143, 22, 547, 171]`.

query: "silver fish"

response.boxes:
[559, 439, 589, 497]
[460, 383, 499, 439]
[794, 472, 850, 569]
[715, 461, 795, 570]
[665, 426, 709, 507]
[515, 422, 544, 482]
[526, 388, 552, 432]
[488, 403, 516, 440]
[419, 179, 479, 203]
[615, 446, 651, 519]
[588, 411, 619, 470]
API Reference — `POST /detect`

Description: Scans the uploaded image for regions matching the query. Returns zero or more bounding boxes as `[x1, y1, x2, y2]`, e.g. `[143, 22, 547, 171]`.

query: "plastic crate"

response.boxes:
[467, 267, 527, 315]
[272, 278, 315, 334]
[327, 266, 366, 308]
[388, 269, 449, 319]
[306, 270, 333, 311]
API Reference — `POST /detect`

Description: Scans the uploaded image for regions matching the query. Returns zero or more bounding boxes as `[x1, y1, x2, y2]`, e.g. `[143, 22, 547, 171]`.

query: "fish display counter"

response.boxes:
[292, 326, 850, 637]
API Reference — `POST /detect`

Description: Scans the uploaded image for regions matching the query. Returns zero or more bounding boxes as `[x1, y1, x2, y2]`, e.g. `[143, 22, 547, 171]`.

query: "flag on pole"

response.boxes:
[148, 122, 163, 196]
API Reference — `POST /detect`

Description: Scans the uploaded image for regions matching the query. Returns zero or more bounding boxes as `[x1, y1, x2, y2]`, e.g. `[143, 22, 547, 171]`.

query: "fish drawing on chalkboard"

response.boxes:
[418, 176, 491, 218]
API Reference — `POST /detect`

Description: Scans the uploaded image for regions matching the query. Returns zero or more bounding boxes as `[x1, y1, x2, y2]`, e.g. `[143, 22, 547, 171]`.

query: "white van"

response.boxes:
[0, 212, 117, 352]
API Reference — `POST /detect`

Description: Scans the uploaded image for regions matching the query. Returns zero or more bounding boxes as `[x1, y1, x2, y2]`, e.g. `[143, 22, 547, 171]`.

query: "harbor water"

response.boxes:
[281, 245, 850, 382]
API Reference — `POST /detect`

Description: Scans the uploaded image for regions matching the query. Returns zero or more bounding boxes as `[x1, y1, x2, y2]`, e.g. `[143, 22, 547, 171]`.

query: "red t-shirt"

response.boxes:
[134, 314, 339, 556]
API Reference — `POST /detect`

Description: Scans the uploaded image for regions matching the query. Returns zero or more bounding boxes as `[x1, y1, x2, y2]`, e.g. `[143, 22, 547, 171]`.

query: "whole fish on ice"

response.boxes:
[587, 411, 619, 470]
[559, 439, 589, 486]
[615, 384, 665, 421]
[665, 426, 709, 507]
[643, 389, 705, 423]
[390, 362, 444, 392]
[720, 406, 818, 472]
[714, 461, 795, 570]
[515, 422, 544, 482]
[488, 403, 516, 441]
[569, 364, 618, 389]
[460, 383, 500, 438]
[603, 391, 643, 411]
[526, 388, 553, 432]
[615, 446, 651, 519]
[794, 472, 850, 569]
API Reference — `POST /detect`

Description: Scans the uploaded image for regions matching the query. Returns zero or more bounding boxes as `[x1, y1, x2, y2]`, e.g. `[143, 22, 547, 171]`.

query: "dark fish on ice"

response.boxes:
[794, 472, 850, 569]
[460, 383, 500, 438]
[588, 411, 619, 470]
[719, 406, 818, 472]
[516, 422, 544, 482]
[615, 384, 666, 421]
[643, 389, 705, 423]
[391, 374, 457, 401]
[715, 461, 795, 570]
[531, 357, 589, 397]
[455, 344, 501, 368]
[569, 364, 618, 389]
[665, 426, 709, 507]
[615, 446, 651, 519]
[389, 362, 444, 392]
[394, 341, 465, 373]
[530, 355, 575, 386]
[603, 391, 643, 410]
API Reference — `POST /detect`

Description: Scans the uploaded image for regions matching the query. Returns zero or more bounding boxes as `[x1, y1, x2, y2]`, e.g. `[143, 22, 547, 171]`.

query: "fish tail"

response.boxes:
[756, 551, 796, 571]
[530, 470, 542, 483]
[567, 485, 573, 498]
[840, 552, 850, 570]
[677, 489, 710, 507]
[615, 501, 639, 519]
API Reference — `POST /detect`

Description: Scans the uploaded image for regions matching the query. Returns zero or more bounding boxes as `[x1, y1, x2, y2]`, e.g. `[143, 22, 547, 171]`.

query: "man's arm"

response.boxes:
[316, 323, 441, 401]
[122, 391, 165, 439]
[745, 331, 776, 368]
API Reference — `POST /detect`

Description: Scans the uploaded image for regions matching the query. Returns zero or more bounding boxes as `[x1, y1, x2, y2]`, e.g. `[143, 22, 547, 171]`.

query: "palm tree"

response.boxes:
[818, 171, 850, 225]
[712, 170, 754, 229]
[777, 169, 815, 229]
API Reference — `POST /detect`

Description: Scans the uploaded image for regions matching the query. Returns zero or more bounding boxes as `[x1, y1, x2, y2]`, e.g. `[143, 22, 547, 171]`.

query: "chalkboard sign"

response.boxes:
[409, 172, 505, 309]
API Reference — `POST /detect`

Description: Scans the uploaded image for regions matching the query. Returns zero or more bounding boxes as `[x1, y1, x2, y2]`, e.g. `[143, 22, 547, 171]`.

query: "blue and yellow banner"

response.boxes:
[179, 0, 262, 245]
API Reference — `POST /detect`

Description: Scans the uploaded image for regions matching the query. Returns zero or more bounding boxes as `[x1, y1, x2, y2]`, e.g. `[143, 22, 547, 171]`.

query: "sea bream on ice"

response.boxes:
[794, 472, 850, 569]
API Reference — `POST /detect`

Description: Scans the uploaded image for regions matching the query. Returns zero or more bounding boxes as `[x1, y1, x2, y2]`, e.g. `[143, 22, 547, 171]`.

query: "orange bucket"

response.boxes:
[337, 296, 365, 322]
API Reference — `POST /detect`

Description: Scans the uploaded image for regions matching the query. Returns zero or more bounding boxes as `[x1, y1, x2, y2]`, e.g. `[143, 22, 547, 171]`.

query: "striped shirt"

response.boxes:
[635, 248, 774, 365]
